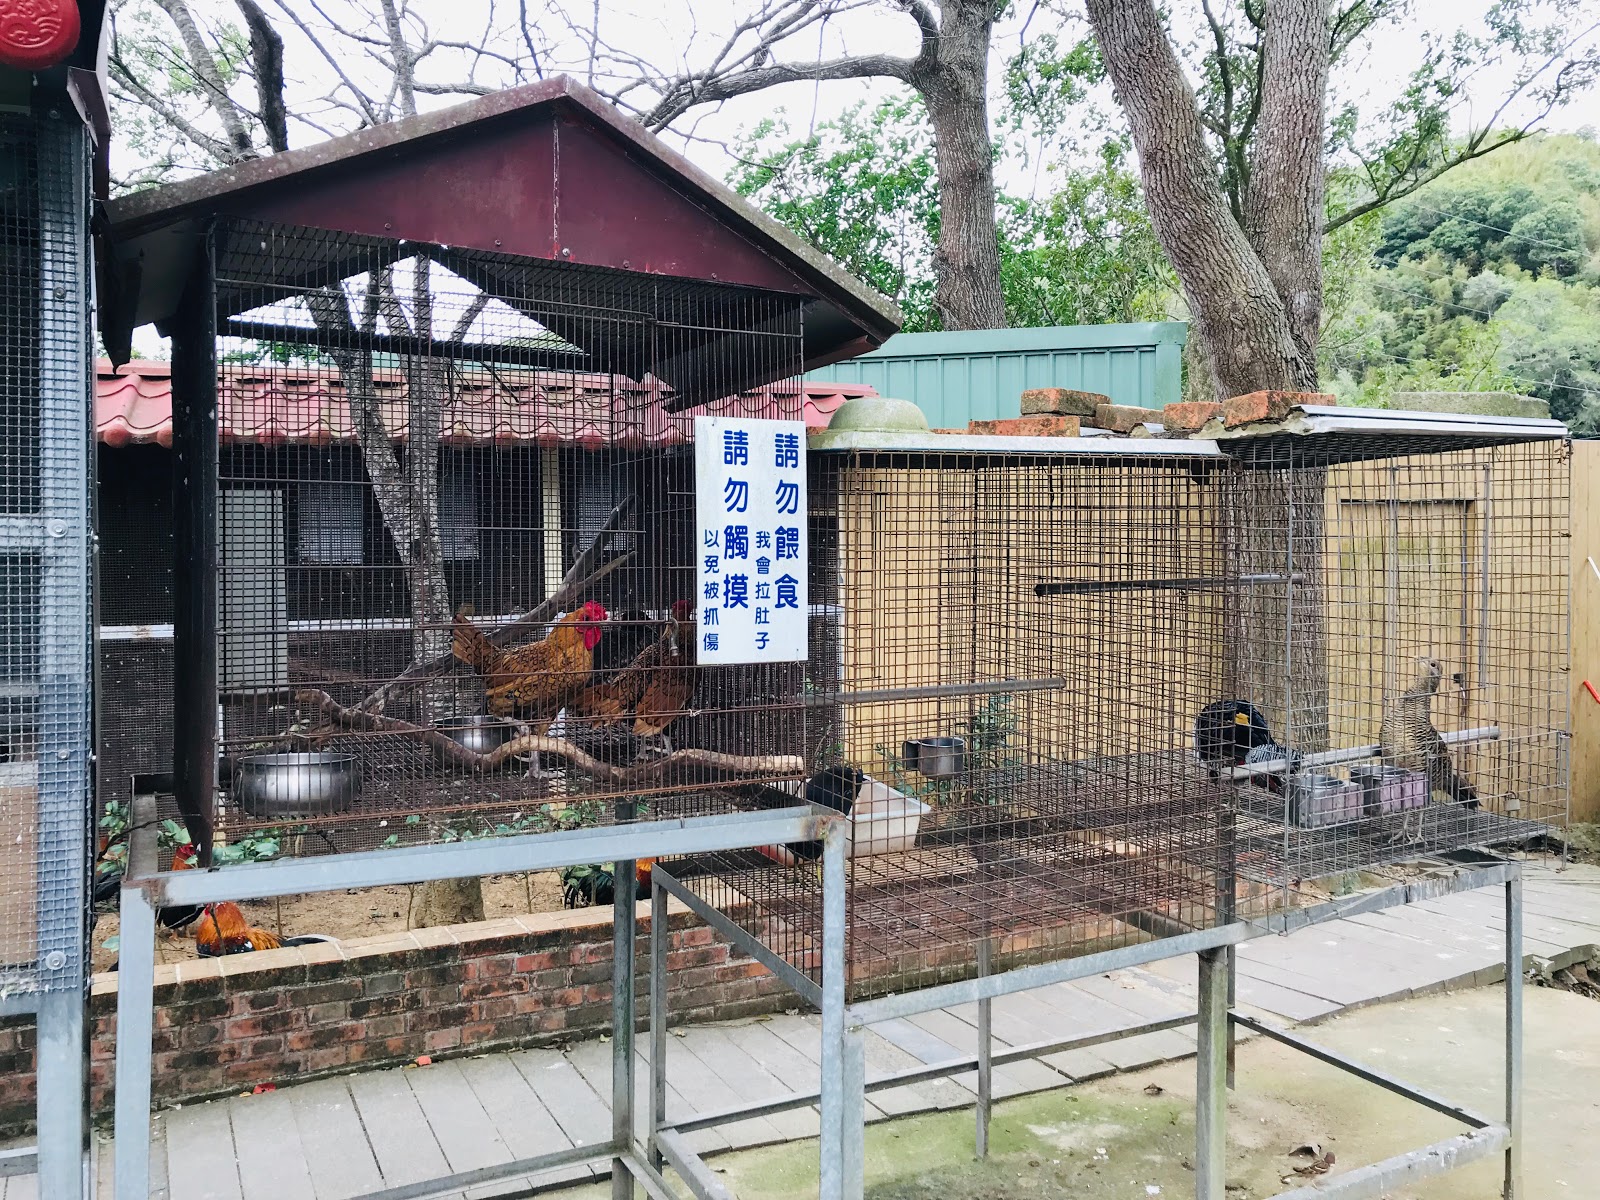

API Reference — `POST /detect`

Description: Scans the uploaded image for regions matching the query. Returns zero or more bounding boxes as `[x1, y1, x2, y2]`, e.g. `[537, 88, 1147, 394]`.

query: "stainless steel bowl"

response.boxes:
[902, 736, 967, 779]
[234, 752, 360, 819]
[435, 714, 519, 755]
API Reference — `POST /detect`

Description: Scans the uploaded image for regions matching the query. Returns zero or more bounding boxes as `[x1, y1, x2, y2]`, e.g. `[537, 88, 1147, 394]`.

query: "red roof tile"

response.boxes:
[94, 361, 876, 450]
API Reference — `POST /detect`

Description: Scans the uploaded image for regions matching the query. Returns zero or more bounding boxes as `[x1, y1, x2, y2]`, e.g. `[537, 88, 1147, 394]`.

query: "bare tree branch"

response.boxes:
[236, 0, 290, 152]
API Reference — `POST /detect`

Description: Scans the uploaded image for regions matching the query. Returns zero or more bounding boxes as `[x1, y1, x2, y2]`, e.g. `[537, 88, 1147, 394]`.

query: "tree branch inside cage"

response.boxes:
[354, 494, 639, 715]
[296, 690, 803, 783]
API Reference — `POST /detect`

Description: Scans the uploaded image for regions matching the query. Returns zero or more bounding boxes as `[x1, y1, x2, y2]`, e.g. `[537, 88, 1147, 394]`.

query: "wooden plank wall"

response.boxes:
[1571, 440, 1599, 822]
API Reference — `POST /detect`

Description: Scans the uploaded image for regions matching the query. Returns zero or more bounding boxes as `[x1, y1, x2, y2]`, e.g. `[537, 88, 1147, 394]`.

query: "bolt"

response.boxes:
[49, 520, 66, 537]
[54, 288, 66, 300]
[43, 951, 67, 971]
[57, 749, 68, 760]
[494, 239, 502, 248]
[561, 247, 572, 258]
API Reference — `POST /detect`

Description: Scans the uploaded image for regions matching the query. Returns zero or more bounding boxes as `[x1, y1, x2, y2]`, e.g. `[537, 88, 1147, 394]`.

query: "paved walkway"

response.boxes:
[7, 861, 1599, 1200]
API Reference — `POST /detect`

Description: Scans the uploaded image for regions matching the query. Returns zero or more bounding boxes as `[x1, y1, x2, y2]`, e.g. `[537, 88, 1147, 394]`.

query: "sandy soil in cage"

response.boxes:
[89, 871, 569, 972]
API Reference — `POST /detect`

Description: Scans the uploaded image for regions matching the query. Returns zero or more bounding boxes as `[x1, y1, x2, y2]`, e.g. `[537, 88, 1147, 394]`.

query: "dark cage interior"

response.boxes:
[195, 218, 826, 854]
[678, 429, 1568, 1003]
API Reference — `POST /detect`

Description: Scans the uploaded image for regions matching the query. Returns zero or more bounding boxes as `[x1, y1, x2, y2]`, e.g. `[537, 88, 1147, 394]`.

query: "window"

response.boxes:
[441, 465, 479, 562]
[297, 481, 364, 564]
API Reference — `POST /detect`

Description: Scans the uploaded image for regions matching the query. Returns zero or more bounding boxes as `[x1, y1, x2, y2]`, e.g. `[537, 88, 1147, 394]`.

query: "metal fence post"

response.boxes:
[976, 936, 992, 1159]
[649, 877, 668, 1172]
[841, 1023, 867, 1200]
[613, 857, 638, 1200]
[1196, 947, 1228, 1200]
[112, 882, 157, 1200]
[819, 820, 847, 1200]
[1504, 872, 1523, 1199]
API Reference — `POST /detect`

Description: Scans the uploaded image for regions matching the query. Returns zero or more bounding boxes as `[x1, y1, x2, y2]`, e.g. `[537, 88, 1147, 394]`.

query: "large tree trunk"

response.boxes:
[1086, 0, 1334, 754]
[1243, 0, 1330, 371]
[1083, 0, 1316, 398]
[916, 0, 1006, 331]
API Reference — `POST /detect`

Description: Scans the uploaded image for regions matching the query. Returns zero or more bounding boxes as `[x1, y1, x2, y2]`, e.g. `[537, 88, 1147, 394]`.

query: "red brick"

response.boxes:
[425, 1028, 462, 1053]
[1019, 387, 1106, 416]
[1160, 401, 1223, 432]
[1221, 389, 1335, 428]
[1091, 404, 1164, 433]
[513, 951, 564, 973]
[967, 415, 1080, 437]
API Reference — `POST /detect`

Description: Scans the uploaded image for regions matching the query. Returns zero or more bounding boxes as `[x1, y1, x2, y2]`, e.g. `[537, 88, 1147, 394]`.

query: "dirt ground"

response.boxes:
[623, 984, 1599, 1200]
[89, 870, 570, 972]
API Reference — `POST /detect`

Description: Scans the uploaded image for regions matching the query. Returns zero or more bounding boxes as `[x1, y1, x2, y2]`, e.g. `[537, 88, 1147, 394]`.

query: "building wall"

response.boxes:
[804, 323, 1188, 430]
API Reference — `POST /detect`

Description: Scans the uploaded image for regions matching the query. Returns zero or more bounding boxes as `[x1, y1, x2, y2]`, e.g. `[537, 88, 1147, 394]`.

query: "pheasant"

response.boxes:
[1379, 656, 1479, 842]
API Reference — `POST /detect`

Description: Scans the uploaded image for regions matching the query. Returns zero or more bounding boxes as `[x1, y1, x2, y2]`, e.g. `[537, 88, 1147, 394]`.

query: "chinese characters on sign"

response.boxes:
[694, 417, 809, 663]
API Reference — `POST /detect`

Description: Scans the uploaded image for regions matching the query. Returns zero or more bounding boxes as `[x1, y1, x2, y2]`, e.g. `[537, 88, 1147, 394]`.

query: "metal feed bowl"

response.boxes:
[235, 752, 361, 819]
[902, 736, 966, 779]
[435, 714, 519, 756]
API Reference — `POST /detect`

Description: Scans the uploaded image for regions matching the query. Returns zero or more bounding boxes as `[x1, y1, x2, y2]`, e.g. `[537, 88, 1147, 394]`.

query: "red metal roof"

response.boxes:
[95, 361, 876, 450]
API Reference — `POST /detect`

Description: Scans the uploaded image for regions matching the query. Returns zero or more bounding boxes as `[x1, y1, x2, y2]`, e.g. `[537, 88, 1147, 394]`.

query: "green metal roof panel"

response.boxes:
[805, 322, 1187, 430]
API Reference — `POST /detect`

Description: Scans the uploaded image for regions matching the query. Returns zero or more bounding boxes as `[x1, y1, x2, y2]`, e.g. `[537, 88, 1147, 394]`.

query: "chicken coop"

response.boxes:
[101, 77, 896, 1200]
[647, 403, 1566, 1200]
[0, 69, 100, 1200]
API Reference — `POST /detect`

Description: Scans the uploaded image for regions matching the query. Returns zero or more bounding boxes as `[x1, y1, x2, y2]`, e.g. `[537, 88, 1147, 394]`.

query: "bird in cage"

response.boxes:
[193, 901, 334, 956]
[1380, 657, 1479, 840]
[452, 600, 610, 777]
[1194, 700, 1300, 795]
[93, 840, 204, 935]
[571, 600, 698, 760]
[558, 858, 655, 908]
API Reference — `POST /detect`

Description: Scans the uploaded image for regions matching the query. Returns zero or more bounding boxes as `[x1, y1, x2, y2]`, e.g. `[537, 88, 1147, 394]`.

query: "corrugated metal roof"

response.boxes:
[93, 361, 877, 449]
[805, 322, 1187, 429]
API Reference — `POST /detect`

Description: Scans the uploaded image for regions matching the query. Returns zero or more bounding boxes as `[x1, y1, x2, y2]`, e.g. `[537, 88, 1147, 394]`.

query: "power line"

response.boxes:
[1326, 335, 1600, 404]
[1401, 202, 1584, 257]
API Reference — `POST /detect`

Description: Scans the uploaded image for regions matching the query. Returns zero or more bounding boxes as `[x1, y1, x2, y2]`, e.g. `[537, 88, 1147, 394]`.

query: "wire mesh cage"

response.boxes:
[679, 423, 1568, 1002]
[1219, 433, 1569, 888]
[688, 444, 1239, 1000]
[0, 111, 94, 995]
[193, 218, 826, 857]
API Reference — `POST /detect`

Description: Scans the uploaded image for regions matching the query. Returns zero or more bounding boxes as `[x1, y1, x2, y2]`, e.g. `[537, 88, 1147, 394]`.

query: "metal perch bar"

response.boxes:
[1035, 573, 1305, 596]
[803, 677, 1067, 706]
[295, 689, 803, 783]
[1223, 726, 1501, 780]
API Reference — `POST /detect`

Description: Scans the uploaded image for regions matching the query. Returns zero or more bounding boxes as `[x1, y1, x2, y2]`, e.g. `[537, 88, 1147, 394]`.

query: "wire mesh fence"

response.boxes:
[0, 111, 93, 994]
[198, 219, 823, 856]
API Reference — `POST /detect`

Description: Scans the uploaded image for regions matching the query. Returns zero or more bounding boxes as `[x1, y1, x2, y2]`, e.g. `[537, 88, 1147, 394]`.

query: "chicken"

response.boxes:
[193, 901, 333, 957]
[571, 600, 697, 758]
[1380, 656, 1479, 812]
[559, 858, 655, 908]
[93, 841, 203, 932]
[453, 600, 608, 775]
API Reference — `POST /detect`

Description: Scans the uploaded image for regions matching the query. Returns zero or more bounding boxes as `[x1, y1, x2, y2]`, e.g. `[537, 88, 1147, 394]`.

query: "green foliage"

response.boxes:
[730, 98, 941, 330]
[730, 96, 1172, 332]
[1321, 133, 1600, 421]
[381, 801, 607, 849]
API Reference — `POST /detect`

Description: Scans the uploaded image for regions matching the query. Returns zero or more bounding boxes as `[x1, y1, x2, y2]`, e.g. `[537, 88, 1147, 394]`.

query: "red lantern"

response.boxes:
[0, 0, 81, 72]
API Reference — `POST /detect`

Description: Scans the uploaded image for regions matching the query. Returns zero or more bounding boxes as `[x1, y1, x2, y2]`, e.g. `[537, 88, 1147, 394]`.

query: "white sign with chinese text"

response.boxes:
[693, 416, 809, 664]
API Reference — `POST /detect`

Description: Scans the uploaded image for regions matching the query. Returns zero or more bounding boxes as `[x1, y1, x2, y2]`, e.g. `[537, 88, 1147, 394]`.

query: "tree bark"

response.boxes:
[1084, 0, 1310, 399]
[914, 0, 1007, 330]
[408, 877, 484, 928]
[1243, 0, 1331, 373]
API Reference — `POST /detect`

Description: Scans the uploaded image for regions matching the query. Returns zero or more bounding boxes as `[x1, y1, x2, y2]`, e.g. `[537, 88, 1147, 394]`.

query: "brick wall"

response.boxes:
[0, 900, 790, 1138]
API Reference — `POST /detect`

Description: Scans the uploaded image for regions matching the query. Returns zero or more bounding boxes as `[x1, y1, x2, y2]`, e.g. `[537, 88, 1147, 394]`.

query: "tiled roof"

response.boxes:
[95, 361, 877, 450]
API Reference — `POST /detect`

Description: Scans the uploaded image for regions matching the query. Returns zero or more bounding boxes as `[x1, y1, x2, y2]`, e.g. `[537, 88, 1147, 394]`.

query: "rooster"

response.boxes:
[193, 901, 334, 956]
[94, 841, 204, 933]
[453, 601, 609, 775]
[559, 858, 655, 908]
[571, 601, 697, 760]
